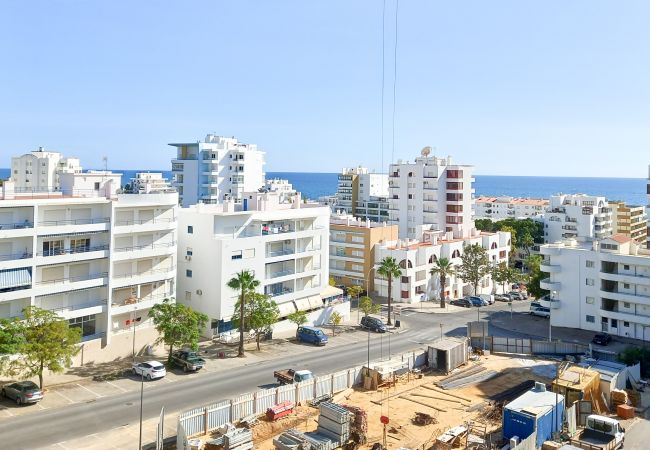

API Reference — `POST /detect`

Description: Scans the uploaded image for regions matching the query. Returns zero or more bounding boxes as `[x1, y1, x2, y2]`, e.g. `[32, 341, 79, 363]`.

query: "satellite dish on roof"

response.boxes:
[421, 146, 432, 157]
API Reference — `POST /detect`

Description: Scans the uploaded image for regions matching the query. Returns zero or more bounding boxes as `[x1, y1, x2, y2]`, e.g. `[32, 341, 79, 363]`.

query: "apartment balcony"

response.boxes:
[330, 253, 363, 263]
[111, 266, 176, 289]
[113, 217, 176, 234]
[34, 272, 108, 296]
[112, 242, 176, 261]
[423, 185, 437, 191]
[540, 261, 561, 273]
[0, 251, 34, 271]
[266, 269, 295, 281]
[110, 294, 168, 316]
[600, 308, 650, 327]
[540, 278, 561, 291]
[601, 271, 650, 287]
[35, 244, 110, 266]
[201, 170, 220, 176]
[266, 248, 295, 258]
[37, 218, 110, 236]
[0, 221, 34, 238]
[81, 332, 106, 343]
[46, 299, 108, 320]
[599, 288, 650, 305]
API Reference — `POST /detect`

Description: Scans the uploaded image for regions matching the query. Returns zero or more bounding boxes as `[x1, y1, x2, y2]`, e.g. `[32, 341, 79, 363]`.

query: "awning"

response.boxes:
[39, 230, 109, 238]
[320, 285, 344, 300]
[277, 301, 296, 318]
[308, 295, 323, 310]
[294, 297, 313, 312]
[0, 268, 32, 289]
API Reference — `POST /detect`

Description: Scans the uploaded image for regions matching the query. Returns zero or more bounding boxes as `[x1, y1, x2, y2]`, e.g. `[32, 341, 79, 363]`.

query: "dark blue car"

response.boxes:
[466, 297, 483, 307]
[296, 326, 328, 346]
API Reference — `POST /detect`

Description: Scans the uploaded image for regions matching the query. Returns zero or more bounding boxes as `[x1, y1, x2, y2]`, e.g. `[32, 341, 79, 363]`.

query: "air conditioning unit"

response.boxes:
[196, 289, 203, 295]
[185, 255, 192, 261]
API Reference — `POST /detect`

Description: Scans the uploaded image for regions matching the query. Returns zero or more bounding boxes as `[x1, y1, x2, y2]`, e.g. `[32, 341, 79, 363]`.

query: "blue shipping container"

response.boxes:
[503, 385, 565, 449]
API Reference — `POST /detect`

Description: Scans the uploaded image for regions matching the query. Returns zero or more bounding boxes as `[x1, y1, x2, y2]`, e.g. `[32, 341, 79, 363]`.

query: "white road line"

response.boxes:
[53, 390, 75, 404]
[1, 408, 13, 417]
[76, 383, 103, 398]
[36, 402, 47, 410]
[105, 381, 128, 393]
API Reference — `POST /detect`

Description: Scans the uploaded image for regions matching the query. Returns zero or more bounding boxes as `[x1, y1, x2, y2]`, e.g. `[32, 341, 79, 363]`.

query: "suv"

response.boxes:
[529, 306, 550, 318]
[360, 316, 387, 333]
[466, 296, 484, 307]
[450, 298, 472, 308]
[296, 326, 328, 346]
[592, 333, 612, 346]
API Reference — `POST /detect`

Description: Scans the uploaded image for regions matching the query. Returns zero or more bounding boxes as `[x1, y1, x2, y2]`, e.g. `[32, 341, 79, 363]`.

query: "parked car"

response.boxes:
[529, 301, 542, 311]
[450, 298, 472, 308]
[296, 326, 328, 346]
[360, 316, 387, 333]
[0, 381, 43, 405]
[171, 350, 206, 372]
[508, 292, 525, 300]
[570, 415, 625, 450]
[132, 360, 167, 380]
[494, 294, 510, 302]
[479, 294, 495, 305]
[274, 368, 314, 385]
[592, 333, 612, 346]
[529, 306, 551, 318]
[467, 296, 486, 306]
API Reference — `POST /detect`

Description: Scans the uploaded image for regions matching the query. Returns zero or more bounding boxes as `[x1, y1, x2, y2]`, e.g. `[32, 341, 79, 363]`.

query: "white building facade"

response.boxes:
[177, 191, 330, 337]
[540, 235, 650, 341]
[475, 196, 548, 220]
[170, 134, 266, 207]
[0, 176, 178, 360]
[130, 172, 173, 194]
[11, 148, 82, 192]
[544, 194, 612, 243]
[388, 154, 474, 240]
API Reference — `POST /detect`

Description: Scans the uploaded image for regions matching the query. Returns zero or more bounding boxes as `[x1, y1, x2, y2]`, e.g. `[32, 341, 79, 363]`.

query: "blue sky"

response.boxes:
[1, 1, 649, 177]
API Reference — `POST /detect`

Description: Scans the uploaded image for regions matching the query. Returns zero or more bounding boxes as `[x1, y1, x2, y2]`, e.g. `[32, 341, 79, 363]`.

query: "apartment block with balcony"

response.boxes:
[329, 212, 398, 291]
[0, 172, 178, 361]
[372, 229, 511, 304]
[475, 196, 548, 220]
[10, 147, 82, 193]
[646, 165, 650, 249]
[387, 152, 475, 240]
[170, 134, 266, 207]
[540, 234, 650, 341]
[543, 194, 612, 243]
[332, 167, 390, 223]
[610, 201, 647, 245]
[176, 190, 330, 337]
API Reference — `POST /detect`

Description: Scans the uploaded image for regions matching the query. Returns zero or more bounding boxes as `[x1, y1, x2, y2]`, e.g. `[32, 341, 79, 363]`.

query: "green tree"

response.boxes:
[227, 270, 260, 357]
[475, 218, 497, 232]
[377, 256, 402, 326]
[347, 285, 363, 303]
[456, 244, 491, 295]
[287, 310, 308, 329]
[11, 307, 81, 389]
[329, 311, 343, 336]
[359, 296, 381, 317]
[520, 232, 534, 258]
[233, 293, 279, 350]
[525, 255, 548, 298]
[430, 257, 454, 308]
[149, 298, 208, 363]
[620, 346, 650, 377]
[501, 225, 518, 262]
[492, 262, 519, 294]
[0, 317, 24, 355]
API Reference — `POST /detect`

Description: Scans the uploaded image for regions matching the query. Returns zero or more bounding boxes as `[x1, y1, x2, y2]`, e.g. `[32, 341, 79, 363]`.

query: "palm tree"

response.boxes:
[521, 233, 534, 258]
[227, 270, 260, 357]
[430, 257, 454, 308]
[377, 257, 402, 326]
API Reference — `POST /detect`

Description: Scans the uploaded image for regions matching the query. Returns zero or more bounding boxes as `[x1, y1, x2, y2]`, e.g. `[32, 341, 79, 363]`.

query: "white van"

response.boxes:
[479, 294, 494, 305]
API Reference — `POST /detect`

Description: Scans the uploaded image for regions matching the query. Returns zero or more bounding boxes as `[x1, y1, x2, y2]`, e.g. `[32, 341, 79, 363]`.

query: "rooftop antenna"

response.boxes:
[102, 156, 108, 182]
[421, 146, 432, 157]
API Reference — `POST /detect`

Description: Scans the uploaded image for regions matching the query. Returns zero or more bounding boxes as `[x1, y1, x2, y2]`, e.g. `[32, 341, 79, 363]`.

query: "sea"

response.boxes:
[1, 168, 647, 205]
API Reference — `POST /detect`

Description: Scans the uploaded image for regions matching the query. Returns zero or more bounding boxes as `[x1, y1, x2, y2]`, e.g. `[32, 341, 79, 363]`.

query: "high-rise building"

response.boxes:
[177, 191, 331, 337]
[540, 234, 650, 341]
[388, 152, 474, 240]
[0, 173, 178, 362]
[11, 147, 82, 192]
[334, 167, 390, 223]
[543, 194, 612, 243]
[609, 201, 647, 245]
[647, 165, 650, 249]
[170, 134, 265, 207]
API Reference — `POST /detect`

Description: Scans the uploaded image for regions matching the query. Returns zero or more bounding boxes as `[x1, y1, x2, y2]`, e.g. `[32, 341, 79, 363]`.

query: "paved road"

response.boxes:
[0, 302, 535, 449]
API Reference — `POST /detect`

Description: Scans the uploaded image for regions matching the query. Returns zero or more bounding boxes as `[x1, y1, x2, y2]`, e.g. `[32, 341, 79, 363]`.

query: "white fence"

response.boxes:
[177, 350, 427, 439]
[512, 432, 536, 450]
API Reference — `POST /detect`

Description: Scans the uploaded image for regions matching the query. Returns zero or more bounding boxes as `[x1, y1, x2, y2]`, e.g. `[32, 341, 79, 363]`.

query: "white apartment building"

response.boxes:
[0, 175, 178, 362]
[475, 196, 548, 220]
[334, 167, 390, 223]
[373, 229, 511, 303]
[170, 134, 266, 207]
[11, 147, 82, 192]
[544, 194, 612, 243]
[130, 172, 173, 194]
[264, 178, 297, 202]
[388, 152, 474, 240]
[540, 235, 650, 341]
[177, 191, 330, 337]
[647, 165, 650, 249]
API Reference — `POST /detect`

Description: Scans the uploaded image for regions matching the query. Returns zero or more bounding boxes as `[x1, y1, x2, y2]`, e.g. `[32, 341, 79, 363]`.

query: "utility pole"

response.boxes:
[139, 371, 144, 449]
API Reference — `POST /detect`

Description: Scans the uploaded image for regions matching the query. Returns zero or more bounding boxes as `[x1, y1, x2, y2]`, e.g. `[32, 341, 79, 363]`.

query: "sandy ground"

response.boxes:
[198, 354, 554, 450]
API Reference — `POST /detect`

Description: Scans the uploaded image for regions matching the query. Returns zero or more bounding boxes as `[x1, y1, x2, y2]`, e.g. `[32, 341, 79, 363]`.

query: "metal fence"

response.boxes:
[470, 334, 590, 357]
[177, 349, 428, 439]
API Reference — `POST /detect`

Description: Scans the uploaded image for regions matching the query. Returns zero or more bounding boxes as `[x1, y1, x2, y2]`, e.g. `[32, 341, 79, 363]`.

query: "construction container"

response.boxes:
[616, 404, 634, 419]
[503, 382, 565, 450]
[552, 366, 603, 411]
[428, 337, 469, 374]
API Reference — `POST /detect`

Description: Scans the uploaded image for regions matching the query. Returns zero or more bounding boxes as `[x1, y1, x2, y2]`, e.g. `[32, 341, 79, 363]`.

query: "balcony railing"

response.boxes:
[111, 292, 171, 307]
[266, 248, 294, 257]
[36, 272, 109, 285]
[0, 251, 33, 261]
[48, 299, 108, 313]
[113, 242, 176, 253]
[81, 332, 106, 342]
[37, 244, 109, 257]
[0, 221, 34, 230]
[40, 218, 110, 226]
[266, 287, 294, 297]
[113, 266, 176, 280]
[114, 217, 175, 226]
[268, 269, 294, 279]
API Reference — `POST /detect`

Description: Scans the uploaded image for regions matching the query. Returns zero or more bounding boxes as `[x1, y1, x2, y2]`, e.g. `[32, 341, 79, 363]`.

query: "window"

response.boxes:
[351, 235, 364, 243]
[187, 225, 193, 234]
[408, 194, 413, 200]
[186, 248, 193, 256]
[623, 283, 630, 289]
[401, 276, 410, 283]
[586, 278, 594, 286]
[586, 297, 595, 304]
[401, 290, 409, 299]
[94, 182, 100, 190]
[231, 250, 242, 260]
[42, 240, 64, 256]
[601, 243, 618, 250]
[623, 302, 631, 308]
[69, 315, 96, 337]
[185, 291, 192, 301]
[624, 321, 630, 327]
[70, 238, 90, 253]
[611, 319, 618, 328]
[186, 269, 193, 278]
[446, 205, 463, 213]
[586, 260, 594, 268]
[586, 315, 595, 323]
[624, 265, 630, 270]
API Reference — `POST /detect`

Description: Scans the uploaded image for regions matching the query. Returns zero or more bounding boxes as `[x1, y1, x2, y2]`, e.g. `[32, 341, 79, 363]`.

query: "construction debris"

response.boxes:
[489, 379, 536, 402]
[317, 402, 353, 445]
[308, 394, 333, 407]
[412, 412, 437, 426]
[207, 426, 254, 450]
[267, 401, 296, 421]
[479, 402, 504, 423]
[421, 385, 472, 402]
[438, 370, 500, 390]
[436, 425, 468, 447]
[400, 395, 448, 412]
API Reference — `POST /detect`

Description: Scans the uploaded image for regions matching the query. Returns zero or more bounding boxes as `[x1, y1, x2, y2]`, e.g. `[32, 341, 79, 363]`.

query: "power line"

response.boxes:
[380, 0, 386, 178]
[391, 0, 400, 164]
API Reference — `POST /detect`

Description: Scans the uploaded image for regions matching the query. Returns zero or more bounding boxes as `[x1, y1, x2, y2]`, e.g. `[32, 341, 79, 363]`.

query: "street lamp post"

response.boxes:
[439, 323, 443, 341]
[550, 290, 557, 342]
[131, 306, 138, 362]
[138, 371, 144, 449]
[364, 264, 377, 370]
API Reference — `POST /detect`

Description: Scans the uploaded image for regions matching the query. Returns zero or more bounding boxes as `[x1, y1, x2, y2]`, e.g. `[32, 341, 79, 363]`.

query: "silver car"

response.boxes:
[1, 381, 44, 405]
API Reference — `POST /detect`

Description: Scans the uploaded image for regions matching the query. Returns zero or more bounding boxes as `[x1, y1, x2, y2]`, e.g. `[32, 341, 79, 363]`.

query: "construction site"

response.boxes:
[175, 335, 648, 450]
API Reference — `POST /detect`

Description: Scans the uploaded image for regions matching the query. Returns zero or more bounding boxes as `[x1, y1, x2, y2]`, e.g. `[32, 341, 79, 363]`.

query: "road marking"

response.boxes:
[105, 381, 128, 393]
[36, 403, 47, 410]
[1, 408, 13, 417]
[76, 383, 103, 398]
[53, 390, 75, 404]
